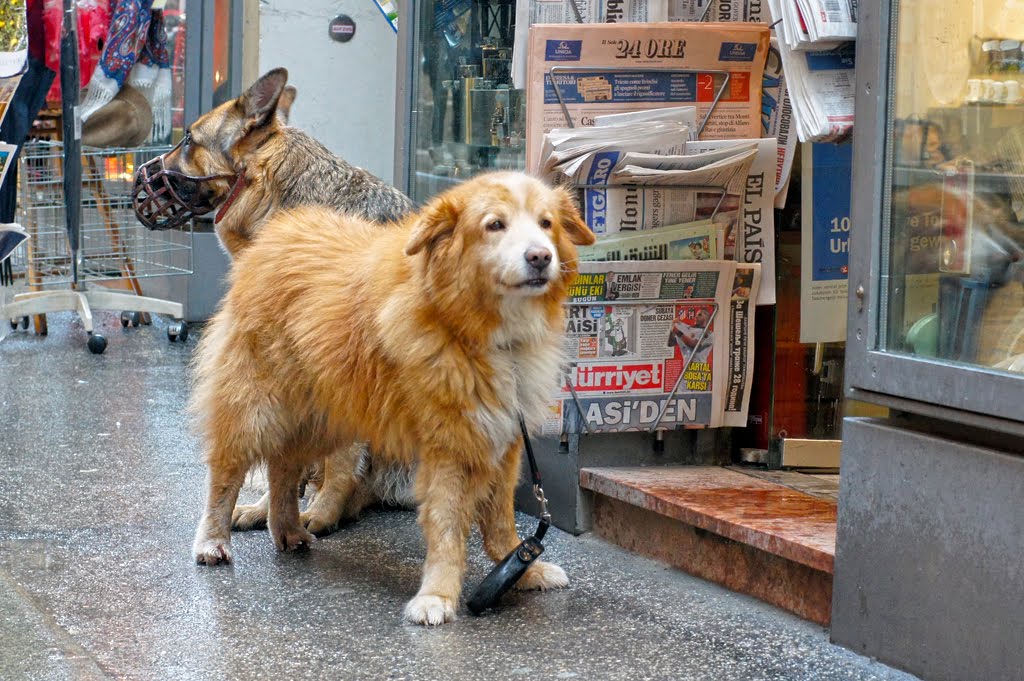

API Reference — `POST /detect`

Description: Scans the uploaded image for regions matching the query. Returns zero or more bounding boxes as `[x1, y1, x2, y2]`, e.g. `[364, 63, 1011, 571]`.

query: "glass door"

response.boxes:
[402, 0, 526, 203]
[847, 0, 1024, 426]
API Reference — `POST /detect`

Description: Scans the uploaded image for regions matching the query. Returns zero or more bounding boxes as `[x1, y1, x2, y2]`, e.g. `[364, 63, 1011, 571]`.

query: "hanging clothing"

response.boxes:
[41, 0, 111, 105]
[0, 55, 56, 222]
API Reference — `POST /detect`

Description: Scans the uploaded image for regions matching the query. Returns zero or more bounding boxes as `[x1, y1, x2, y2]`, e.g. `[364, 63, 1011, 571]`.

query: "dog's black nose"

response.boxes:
[525, 247, 552, 271]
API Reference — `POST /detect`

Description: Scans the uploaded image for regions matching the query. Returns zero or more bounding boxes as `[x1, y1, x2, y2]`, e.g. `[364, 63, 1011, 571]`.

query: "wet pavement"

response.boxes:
[0, 312, 919, 681]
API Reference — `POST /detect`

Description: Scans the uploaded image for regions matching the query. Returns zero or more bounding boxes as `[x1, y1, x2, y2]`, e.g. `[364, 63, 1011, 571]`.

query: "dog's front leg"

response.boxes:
[404, 460, 479, 625]
[267, 457, 315, 552]
[477, 440, 569, 592]
[193, 454, 249, 565]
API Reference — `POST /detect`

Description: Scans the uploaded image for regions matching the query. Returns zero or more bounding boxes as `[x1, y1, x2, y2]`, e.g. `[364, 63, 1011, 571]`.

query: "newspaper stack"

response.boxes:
[538, 117, 759, 232]
[537, 115, 779, 305]
[766, 0, 856, 142]
[775, 40, 856, 142]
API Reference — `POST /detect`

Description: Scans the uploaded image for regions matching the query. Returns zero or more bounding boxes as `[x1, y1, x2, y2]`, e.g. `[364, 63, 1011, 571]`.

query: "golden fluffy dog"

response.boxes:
[191, 172, 595, 624]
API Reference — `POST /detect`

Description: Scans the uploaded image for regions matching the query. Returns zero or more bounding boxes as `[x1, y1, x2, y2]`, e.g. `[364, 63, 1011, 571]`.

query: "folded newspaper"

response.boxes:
[544, 259, 760, 434]
[526, 22, 771, 170]
[762, 38, 796, 208]
[578, 219, 718, 261]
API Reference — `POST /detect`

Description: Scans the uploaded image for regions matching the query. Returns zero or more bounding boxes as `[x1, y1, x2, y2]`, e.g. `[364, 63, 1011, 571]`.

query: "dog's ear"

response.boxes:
[405, 197, 458, 256]
[276, 86, 297, 125]
[238, 68, 289, 131]
[556, 187, 596, 246]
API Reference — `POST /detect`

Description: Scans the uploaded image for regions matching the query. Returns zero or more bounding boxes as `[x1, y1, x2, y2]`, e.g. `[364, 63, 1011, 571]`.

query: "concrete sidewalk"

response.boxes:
[0, 313, 918, 681]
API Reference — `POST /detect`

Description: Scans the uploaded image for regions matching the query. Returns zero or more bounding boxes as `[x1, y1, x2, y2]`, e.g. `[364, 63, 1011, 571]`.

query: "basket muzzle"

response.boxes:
[132, 140, 237, 231]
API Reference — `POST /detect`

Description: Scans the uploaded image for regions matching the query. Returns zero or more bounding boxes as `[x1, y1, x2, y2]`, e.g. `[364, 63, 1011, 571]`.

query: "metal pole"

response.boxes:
[59, 0, 82, 286]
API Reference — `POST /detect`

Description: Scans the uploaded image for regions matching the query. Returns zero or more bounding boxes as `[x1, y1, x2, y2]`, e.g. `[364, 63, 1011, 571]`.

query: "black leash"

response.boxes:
[467, 415, 550, 615]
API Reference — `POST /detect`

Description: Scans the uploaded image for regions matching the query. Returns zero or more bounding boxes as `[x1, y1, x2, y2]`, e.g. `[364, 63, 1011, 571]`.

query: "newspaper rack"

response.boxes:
[547, 65, 732, 139]
[561, 301, 720, 433]
[547, 63, 737, 432]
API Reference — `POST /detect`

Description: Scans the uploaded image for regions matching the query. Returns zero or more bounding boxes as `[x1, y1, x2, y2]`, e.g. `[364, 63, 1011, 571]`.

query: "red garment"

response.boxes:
[40, 0, 111, 104]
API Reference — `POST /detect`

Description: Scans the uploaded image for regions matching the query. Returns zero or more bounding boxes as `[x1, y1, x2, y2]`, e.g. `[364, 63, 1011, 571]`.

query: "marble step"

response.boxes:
[580, 466, 837, 625]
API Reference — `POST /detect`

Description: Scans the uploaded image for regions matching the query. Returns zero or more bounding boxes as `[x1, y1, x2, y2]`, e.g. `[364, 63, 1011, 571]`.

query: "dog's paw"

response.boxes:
[232, 504, 268, 531]
[404, 594, 457, 626]
[271, 525, 315, 553]
[516, 560, 568, 591]
[193, 539, 233, 566]
[300, 509, 340, 537]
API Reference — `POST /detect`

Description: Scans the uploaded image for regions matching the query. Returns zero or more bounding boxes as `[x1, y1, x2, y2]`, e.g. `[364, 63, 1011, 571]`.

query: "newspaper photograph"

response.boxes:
[0, 73, 21, 131]
[549, 260, 738, 435]
[526, 22, 771, 170]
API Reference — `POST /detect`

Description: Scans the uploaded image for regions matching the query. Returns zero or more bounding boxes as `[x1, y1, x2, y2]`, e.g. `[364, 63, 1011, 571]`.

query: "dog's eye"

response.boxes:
[486, 219, 505, 232]
[539, 218, 553, 229]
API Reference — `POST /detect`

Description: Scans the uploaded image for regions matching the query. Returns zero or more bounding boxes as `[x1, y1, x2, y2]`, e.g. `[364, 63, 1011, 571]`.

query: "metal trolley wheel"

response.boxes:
[167, 320, 189, 343]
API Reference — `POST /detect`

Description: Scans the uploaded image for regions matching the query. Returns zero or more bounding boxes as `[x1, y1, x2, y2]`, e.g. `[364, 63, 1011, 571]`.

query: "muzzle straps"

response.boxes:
[132, 136, 239, 231]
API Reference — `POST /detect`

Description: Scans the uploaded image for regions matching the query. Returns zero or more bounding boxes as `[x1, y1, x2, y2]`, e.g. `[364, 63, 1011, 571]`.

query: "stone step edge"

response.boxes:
[579, 467, 835, 575]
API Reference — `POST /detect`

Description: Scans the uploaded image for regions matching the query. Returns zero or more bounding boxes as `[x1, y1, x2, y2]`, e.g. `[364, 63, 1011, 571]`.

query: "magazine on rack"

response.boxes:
[545, 259, 760, 434]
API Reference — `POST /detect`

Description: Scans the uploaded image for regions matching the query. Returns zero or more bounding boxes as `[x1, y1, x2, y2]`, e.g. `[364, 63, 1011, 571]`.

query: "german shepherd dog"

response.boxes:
[142, 67, 412, 254]
[192, 172, 594, 624]
[135, 68, 415, 535]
